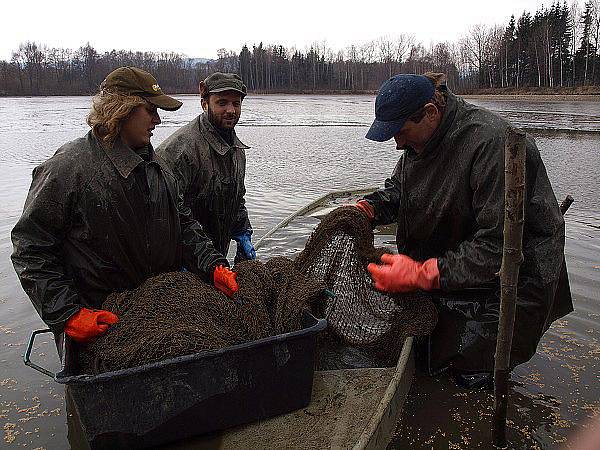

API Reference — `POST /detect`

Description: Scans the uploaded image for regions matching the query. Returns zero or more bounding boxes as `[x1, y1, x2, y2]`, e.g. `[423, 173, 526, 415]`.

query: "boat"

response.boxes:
[188, 339, 414, 449]
[187, 187, 413, 449]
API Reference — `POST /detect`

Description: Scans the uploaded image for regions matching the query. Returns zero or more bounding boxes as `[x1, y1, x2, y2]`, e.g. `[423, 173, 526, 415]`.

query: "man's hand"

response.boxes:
[367, 254, 440, 293]
[233, 230, 256, 260]
[64, 308, 119, 343]
[355, 200, 375, 220]
[213, 265, 239, 297]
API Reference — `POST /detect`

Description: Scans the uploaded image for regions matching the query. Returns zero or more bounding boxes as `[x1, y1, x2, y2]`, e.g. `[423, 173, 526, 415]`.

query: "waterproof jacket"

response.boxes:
[364, 88, 573, 370]
[11, 131, 228, 332]
[157, 113, 251, 257]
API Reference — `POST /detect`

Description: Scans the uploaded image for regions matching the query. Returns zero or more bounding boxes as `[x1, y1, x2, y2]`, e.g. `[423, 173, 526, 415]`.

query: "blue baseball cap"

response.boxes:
[366, 74, 435, 142]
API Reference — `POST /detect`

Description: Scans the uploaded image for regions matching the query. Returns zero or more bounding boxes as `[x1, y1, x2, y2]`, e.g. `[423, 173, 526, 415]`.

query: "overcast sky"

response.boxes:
[2, 0, 563, 61]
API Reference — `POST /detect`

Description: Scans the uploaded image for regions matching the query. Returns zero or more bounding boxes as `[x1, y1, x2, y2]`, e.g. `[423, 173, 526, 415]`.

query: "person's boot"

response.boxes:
[452, 370, 494, 390]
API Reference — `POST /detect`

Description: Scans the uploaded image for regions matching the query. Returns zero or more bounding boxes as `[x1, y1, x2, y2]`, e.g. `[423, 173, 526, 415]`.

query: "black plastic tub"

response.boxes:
[25, 312, 326, 449]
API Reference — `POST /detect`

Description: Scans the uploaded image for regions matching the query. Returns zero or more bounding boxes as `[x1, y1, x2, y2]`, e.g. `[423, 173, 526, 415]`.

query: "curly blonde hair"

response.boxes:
[87, 90, 146, 145]
[408, 72, 448, 123]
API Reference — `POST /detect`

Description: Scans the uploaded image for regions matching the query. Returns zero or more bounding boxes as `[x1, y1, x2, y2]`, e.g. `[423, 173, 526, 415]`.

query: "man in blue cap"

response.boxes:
[357, 72, 572, 386]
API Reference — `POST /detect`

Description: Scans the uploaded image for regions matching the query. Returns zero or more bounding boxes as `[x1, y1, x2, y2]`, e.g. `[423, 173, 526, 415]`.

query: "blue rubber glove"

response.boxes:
[233, 230, 256, 260]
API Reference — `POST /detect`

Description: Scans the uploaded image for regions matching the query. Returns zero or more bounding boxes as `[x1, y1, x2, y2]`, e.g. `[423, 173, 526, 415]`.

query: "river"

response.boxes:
[0, 94, 598, 449]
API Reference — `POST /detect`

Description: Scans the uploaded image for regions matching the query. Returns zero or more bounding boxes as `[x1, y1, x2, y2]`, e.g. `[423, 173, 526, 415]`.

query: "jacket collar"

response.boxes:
[93, 132, 153, 178]
[199, 113, 250, 156]
[409, 86, 458, 161]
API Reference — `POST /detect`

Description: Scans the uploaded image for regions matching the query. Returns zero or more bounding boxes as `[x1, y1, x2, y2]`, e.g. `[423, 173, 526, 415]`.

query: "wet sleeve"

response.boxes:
[362, 157, 403, 226]
[167, 145, 198, 200]
[10, 164, 80, 332]
[231, 178, 252, 237]
[437, 137, 505, 290]
[177, 189, 229, 280]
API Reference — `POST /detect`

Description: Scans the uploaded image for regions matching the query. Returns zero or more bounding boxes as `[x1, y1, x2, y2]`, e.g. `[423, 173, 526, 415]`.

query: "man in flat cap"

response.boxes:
[356, 72, 572, 387]
[11, 67, 238, 347]
[158, 73, 255, 265]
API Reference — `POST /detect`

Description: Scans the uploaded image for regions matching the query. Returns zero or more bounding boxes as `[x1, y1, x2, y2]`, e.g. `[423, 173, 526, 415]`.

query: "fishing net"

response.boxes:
[80, 206, 437, 374]
[79, 257, 325, 374]
[295, 207, 438, 364]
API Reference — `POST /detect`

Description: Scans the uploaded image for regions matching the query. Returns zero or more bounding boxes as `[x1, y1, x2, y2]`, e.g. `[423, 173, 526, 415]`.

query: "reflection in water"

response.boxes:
[0, 95, 598, 448]
[394, 374, 568, 448]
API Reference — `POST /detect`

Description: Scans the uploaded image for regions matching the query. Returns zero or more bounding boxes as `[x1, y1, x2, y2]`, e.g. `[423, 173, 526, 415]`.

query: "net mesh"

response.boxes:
[78, 206, 437, 374]
[296, 207, 438, 363]
[79, 258, 325, 374]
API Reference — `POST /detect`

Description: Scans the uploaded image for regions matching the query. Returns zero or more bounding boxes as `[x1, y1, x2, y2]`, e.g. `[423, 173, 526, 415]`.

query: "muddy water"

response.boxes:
[0, 94, 598, 449]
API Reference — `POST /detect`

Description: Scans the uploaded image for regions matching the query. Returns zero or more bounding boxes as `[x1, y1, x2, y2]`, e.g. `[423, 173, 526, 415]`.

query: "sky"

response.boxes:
[1, 0, 562, 61]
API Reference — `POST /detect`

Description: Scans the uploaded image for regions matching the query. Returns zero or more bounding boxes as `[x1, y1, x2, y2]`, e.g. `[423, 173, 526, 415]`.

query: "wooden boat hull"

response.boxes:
[181, 338, 414, 449]
[180, 188, 413, 449]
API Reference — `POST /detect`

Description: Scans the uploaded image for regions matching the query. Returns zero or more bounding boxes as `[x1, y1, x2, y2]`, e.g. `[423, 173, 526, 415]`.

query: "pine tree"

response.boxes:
[577, 0, 596, 84]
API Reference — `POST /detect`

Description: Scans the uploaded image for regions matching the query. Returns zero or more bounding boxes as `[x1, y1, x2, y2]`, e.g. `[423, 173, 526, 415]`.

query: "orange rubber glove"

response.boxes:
[213, 265, 239, 297]
[355, 200, 375, 221]
[64, 307, 119, 343]
[367, 254, 440, 293]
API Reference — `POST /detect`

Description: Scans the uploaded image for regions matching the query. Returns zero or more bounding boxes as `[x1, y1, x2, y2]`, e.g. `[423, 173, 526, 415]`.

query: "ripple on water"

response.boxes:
[0, 94, 598, 449]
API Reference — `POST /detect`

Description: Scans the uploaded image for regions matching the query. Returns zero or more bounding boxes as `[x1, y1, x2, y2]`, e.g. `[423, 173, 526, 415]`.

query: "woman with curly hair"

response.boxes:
[11, 67, 238, 347]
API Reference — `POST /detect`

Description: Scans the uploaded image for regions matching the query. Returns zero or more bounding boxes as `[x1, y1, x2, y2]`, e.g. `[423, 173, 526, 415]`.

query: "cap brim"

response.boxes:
[365, 117, 406, 142]
[146, 94, 183, 111]
[208, 87, 247, 97]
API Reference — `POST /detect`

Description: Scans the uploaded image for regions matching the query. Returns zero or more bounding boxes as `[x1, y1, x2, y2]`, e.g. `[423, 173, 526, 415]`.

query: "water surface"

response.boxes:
[0, 94, 598, 448]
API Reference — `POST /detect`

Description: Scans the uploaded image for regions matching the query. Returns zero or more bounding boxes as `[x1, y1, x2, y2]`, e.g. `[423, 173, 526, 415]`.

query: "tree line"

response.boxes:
[1, 0, 598, 96]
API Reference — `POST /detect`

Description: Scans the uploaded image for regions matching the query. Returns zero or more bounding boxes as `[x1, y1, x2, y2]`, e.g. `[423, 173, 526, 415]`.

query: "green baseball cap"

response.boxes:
[202, 73, 247, 98]
[101, 66, 183, 111]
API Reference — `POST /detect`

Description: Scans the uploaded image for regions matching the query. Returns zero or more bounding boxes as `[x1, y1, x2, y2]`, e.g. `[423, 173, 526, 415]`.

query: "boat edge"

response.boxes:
[353, 336, 416, 450]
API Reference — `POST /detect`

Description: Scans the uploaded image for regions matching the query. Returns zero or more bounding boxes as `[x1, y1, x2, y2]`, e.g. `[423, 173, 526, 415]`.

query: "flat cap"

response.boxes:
[201, 73, 247, 98]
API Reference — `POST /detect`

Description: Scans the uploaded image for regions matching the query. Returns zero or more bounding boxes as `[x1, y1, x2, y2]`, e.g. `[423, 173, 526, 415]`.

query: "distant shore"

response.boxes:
[461, 85, 600, 100]
[462, 93, 600, 101]
[2, 88, 600, 101]
[463, 85, 600, 95]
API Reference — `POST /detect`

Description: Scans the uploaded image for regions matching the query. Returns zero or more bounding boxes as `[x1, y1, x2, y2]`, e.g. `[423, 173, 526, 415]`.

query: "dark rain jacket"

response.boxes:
[157, 113, 251, 257]
[364, 88, 573, 372]
[11, 131, 228, 332]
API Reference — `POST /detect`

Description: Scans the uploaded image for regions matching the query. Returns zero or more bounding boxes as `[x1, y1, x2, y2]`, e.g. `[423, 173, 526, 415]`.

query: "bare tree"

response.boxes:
[591, 0, 600, 82]
[570, 0, 582, 85]
[20, 42, 46, 94]
[378, 36, 396, 77]
[460, 24, 499, 88]
[10, 48, 26, 93]
[395, 34, 415, 66]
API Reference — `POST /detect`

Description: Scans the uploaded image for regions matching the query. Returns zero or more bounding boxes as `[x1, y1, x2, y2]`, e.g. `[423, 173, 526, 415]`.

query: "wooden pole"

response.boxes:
[559, 195, 574, 215]
[493, 127, 526, 448]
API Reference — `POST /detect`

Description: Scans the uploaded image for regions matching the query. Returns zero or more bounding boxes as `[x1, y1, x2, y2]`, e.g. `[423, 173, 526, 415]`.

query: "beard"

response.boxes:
[207, 107, 238, 131]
